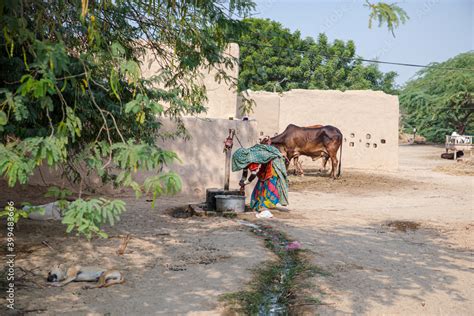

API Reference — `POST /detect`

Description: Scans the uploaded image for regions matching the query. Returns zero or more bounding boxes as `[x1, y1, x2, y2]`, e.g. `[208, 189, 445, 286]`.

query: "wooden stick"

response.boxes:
[42, 240, 55, 251]
[116, 234, 131, 255]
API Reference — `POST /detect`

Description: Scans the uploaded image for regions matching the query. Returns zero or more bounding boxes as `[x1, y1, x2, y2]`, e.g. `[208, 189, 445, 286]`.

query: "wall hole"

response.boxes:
[366, 134, 371, 139]
[373, 143, 377, 148]
[344, 138, 347, 142]
[381, 139, 386, 144]
[365, 143, 370, 148]
[350, 133, 355, 138]
[349, 142, 354, 147]
[260, 131, 264, 136]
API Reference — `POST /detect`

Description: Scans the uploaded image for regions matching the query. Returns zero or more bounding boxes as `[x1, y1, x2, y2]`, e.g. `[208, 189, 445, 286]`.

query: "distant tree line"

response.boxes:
[237, 18, 399, 95]
[400, 52, 474, 142]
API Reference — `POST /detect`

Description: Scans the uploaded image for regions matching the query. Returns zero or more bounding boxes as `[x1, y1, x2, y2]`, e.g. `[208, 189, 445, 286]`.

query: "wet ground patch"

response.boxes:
[220, 222, 327, 315]
[385, 220, 421, 232]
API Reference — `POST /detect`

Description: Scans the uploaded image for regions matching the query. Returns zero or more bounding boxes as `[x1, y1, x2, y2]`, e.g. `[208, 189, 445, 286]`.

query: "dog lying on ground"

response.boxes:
[47, 264, 124, 289]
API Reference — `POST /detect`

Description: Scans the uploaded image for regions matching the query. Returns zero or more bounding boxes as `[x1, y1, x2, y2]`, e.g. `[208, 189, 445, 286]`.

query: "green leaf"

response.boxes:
[125, 98, 139, 114]
[0, 111, 7, 125]
[97, 231, 109, 238]
[111, 42, 125, 58]
[110, 69, 121, 101]
[60, 197, 125, 239]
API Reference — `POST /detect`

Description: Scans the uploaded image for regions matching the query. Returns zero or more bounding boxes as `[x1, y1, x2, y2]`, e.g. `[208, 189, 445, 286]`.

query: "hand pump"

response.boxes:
[223, 129, 235, 191]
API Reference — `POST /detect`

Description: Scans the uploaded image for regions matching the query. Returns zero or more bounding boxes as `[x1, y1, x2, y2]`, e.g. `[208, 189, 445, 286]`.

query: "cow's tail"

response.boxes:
[337, 139, 343, 178]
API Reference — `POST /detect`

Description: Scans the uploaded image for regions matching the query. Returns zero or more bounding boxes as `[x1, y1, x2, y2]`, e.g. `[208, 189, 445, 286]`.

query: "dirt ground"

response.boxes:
[278, 145, 474, 315]
[0, 145, 473, 315]
[0, 196, 274, 315]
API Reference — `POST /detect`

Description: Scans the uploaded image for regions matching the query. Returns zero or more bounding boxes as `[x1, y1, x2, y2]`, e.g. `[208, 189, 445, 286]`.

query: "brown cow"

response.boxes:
[292, 124, 330, 175]
[270, 124, 343, 179]
[260, 125, 333, 175]
[263, 124, 323, 175]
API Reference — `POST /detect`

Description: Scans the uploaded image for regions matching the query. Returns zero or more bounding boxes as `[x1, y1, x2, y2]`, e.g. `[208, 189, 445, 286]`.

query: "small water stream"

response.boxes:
[239, 220, 301, 315]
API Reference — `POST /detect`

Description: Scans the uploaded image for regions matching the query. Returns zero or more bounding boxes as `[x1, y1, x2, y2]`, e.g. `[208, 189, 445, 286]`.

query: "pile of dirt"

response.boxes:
[434, 156, 474, 176]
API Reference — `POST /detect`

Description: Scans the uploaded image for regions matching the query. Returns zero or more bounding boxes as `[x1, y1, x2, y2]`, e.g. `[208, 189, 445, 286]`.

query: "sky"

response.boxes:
[251, 0, 473, 85]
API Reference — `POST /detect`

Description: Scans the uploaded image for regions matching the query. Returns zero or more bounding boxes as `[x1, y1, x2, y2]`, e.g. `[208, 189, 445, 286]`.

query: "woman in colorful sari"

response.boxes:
[232, 144, 289, 212]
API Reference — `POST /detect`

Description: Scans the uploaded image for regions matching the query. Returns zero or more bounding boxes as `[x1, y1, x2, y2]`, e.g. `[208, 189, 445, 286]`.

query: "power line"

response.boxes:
[234, 39, 474, 72]
[345, 58, 474, 71]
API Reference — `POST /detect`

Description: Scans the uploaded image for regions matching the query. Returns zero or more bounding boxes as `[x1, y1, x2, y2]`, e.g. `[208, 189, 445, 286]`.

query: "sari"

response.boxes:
[232, 144, 289, 211]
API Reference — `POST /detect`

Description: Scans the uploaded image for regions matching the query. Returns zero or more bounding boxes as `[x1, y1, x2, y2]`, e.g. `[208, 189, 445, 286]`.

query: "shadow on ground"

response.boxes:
[268, 218, 472, 315]
[0, 195, 270, 315]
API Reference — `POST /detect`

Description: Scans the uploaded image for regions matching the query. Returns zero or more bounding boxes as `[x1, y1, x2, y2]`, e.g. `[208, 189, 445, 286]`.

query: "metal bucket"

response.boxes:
[215, 195, 245, 213]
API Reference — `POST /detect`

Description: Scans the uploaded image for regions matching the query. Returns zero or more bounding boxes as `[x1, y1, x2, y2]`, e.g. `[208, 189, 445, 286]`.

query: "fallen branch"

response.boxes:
[116, 234, 131, 255]
[42, 240, 55, 251]
[148, 232, 171, 237]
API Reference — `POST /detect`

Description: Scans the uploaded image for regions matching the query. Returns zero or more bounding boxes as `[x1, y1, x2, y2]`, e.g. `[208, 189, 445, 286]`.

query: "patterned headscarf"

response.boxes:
[232, 144, 289, 206]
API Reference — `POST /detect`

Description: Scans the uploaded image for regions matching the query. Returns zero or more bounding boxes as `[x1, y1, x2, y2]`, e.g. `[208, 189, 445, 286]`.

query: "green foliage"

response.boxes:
[45, 186, 73, 210]
[45, 186, 73, 200]
[62, 198, 126, 239]
[400, 52, 474, 142]
[237, 18, 399, 98]
[365, 1, 409, 36]
[0, 187, 71, 224]
[0, 0, 254, 234]
[144, 172, 182, 208]
[0, 204, 30, 223]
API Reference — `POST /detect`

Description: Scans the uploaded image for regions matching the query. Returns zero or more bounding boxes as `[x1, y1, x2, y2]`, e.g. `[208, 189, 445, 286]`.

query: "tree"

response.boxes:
[0, 0, 254, 238]
[237, 18, 399, 95]
[365, 0, 408, 37]
[400, 52, 474, 143]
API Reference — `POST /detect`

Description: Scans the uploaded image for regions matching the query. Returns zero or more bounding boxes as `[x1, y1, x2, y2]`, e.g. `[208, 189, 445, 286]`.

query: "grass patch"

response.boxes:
[220, 261, 281, 315]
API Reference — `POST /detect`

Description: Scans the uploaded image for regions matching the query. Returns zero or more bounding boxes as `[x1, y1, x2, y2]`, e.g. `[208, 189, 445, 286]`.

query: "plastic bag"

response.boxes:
[286, 241, 302, 250]
[256, 210, 273, 218]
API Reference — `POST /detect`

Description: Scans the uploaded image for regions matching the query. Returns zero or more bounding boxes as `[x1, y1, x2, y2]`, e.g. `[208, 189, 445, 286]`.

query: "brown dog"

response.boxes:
[47, 264, 124, 289]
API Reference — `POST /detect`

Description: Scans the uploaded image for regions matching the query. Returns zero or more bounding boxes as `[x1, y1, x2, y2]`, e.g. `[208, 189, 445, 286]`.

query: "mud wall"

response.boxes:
[137, 117, 258, 198]
[200, 44, 240, 119]
[141, 44, 239, 120]
[242, 90, 399, 171]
